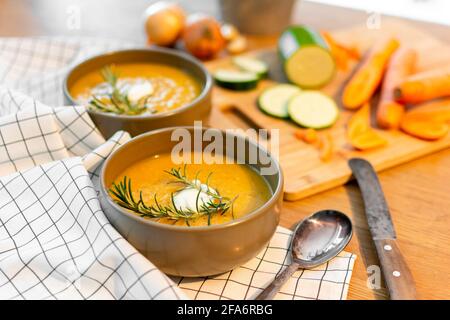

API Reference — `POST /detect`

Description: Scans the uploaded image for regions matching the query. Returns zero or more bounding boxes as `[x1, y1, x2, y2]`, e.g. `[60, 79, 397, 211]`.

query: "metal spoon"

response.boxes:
[256, 210, 353, 300]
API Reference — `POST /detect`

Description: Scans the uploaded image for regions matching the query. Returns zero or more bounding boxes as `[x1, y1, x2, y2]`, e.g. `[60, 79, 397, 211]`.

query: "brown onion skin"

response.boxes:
[144, 2, 185, 47]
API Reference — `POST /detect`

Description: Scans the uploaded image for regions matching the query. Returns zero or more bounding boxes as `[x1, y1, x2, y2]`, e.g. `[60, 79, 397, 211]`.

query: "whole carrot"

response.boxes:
[377, 48, 417, 129]
[342, 38, 399, 109]
[395, 67, 450, 103]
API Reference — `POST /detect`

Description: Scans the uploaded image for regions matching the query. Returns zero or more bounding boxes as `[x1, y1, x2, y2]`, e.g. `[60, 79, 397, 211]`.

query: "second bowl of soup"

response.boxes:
[64, 48, 212, 138]
[100, 127, 283, 276]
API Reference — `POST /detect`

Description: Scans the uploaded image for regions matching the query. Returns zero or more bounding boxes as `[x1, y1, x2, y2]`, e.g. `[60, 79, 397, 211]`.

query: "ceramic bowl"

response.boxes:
[99, 127, 283, 277]
[64, 48, 212, 138]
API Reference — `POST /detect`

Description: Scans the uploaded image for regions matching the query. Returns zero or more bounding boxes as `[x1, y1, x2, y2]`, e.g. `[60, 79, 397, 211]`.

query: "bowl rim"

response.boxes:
[63, 47, 213, 120]
[100, 126, 284, 233]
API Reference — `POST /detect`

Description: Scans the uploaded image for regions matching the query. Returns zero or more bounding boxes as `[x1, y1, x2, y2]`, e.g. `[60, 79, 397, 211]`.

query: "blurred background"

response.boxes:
[1, 0, 449, 40]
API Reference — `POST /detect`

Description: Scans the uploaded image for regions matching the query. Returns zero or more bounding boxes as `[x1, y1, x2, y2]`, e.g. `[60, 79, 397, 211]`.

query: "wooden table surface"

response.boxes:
[1, 0, 449, 300]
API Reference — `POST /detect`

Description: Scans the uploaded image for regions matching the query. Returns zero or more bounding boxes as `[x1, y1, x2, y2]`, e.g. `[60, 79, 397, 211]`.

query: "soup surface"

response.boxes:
[70, 63, 201, 115]
[111, 153, 272, 227]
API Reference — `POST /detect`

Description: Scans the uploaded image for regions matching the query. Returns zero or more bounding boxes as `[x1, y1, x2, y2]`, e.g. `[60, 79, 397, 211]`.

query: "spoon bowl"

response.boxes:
[292, 210, 353, 268]
[256, 210, 352, 300]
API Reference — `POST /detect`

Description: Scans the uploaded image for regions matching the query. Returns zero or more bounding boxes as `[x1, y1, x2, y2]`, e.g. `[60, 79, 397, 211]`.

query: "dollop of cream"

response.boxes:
[127, 81, 154, 103]
[173, 180, 217, 213]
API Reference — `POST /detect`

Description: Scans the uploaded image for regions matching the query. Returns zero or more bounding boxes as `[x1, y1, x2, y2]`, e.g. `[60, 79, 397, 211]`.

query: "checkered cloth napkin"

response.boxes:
[0, 37, 356, 300]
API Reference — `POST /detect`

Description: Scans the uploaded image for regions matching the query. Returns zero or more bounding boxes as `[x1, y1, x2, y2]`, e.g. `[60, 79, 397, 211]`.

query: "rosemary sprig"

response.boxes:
[109, 167, 238, 226]
[87, 66, 149, 115]
[164, 166, 223, 201]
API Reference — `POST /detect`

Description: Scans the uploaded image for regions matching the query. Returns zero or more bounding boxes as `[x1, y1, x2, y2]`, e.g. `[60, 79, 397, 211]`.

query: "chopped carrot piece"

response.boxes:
[404, 99, 450, 122]
[294, 130, 304, 141]
[400, 100, 450, 140]
[322, 31, 360, 71]
[294, 128, 318, 144]
[395, 67, 450, 104]
[400, 118, 449, 140]
[349, 130, 388, 150]
[377, 48, 417, 129]
[347, 103, 387, 150]
[342, 38, 399, 109]
[303, 129, 318, 144]
[318, 133, 334, 162]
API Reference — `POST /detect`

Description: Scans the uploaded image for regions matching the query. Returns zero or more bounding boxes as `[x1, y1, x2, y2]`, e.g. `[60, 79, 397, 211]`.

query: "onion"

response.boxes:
[144, 1, 185, 47]
[182, 14, 225, 59]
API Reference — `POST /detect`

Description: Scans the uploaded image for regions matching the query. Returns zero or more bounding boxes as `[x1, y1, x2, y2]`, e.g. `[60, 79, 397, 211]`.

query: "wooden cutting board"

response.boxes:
[205, 19, 450, 201]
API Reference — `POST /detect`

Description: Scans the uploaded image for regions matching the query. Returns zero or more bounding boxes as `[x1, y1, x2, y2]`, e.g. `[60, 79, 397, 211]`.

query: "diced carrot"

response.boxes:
[348, 102, 371, 136]
[318, 133, 334, 162]
[402, 99, 450, 122]
[294, 128, 318, 144]
[377, 48, 417, 129]
[347, 103, 387, 150]
[400, 99, 450, 140]
[295, 129, 332, 161]
[342, 38, 399, 109]
[303, 129, 318, 144]
[349, 130, 388, 150]
[395, 67, 450, 103]
[400, 118, 449, 140]
[294, 130, 304, 141]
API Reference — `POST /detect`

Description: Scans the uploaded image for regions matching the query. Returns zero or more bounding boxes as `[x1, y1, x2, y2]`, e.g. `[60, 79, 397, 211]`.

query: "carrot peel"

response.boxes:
[322, 31, 360, 71]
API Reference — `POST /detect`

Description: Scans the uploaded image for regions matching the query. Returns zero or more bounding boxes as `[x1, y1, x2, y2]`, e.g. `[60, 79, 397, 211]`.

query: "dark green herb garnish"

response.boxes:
[87, 66, 149, 115]
[109, 166, 238, 225]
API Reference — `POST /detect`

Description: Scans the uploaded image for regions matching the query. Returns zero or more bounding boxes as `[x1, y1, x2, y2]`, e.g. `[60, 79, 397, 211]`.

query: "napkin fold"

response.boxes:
[0, 157, 184, 300]
[173, 230, 355, 300]
[0, 37, 356, 300]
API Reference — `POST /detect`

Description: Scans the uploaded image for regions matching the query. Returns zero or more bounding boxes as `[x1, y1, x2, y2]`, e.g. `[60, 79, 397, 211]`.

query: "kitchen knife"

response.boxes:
[348, 158, 417, 300]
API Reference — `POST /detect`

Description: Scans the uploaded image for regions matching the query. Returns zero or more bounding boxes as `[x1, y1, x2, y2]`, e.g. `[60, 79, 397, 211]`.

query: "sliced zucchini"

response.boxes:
[214, 69, 260, 91]
[279, 26, 335, 89]
[233, 56, 269, 78]
[288, 91, 339, 129]
[258, 84, 301, 118]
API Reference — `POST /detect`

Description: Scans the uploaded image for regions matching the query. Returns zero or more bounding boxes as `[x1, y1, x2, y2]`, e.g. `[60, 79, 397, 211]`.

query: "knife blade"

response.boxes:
[348, 158, 396, 240]
[349, 158, 417, 300]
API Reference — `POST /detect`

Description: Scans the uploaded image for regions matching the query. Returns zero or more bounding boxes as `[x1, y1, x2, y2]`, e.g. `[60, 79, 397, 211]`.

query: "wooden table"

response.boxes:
[1, 0, 449, 300]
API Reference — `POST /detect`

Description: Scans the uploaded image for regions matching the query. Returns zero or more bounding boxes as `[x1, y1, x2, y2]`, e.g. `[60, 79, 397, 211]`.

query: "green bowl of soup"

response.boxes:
[64, 48, 212, 138]
[100, 127, 283, 277]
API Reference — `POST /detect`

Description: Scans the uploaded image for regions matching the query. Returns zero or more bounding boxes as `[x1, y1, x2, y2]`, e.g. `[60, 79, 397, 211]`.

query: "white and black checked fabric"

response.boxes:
[0, 86, 186, 300]
[0, 157, 184, 300]
[0, 37, 136, 107]
[0, 37, 356, 300]
[173, 229, 356, 300]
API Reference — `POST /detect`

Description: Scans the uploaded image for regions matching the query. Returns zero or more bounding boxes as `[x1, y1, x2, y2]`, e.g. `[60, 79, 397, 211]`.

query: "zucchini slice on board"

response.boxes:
[279, 26, 335, 89]
[214, 69, 260, 91]
[258, 84, 301, 118]
[288, 91, 339, 129]
[233, 56, 269, 78]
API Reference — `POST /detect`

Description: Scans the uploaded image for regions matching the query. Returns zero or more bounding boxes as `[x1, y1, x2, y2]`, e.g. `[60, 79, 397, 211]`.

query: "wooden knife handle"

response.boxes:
[374, 239, 417, 300]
